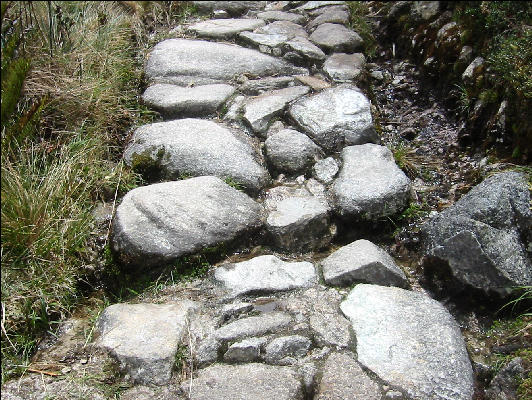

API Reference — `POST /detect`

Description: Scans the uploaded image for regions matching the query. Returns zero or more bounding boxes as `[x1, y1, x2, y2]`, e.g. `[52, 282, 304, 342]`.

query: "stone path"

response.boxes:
[8, 2, 531, 399]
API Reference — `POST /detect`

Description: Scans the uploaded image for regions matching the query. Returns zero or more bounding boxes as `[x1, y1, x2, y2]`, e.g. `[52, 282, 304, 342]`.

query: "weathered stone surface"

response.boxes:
[120, 386, 185, 400]
[188, 18, 265, 39]
[112, 177, 263, 268]
[485, 357, 525, 400]
[330, 144, 411, 219]
[239, 31, 288, 49]
[307, 6, 349, 30]
[323, 53, 366, 81]
[411, 1, 440, 21]
[215, 255, 317, 297]
[257, 10, 306, 24]
[256, 20, 308, 39]
[283, 37, 326, 63]
[264, 335, 312, 364]
[267, 196, 333, 252]
[265, 129, 321, 173]
[309, 312, 351, 348]
[296, 1, 346, 11]
[145, 39, 306, 86]
[244, 86, 310, 134]
[141, 83, 235, 118]
[124, 119, 270, 191]
[193, 1, 266, 16]
[421, 172, 532, 294]
[224, 337, 267, 363]
[462, 56, 485, 84]
[214, 312, 292, 342]
[316, 352, 381, 400]
[312, 157, 339, 183]
[95, 302, 196, 385]
[239, 76, 297, 95]
[288, 86, 377, 151]
[295, 75, 331, 90]
[184, 363, 304, 400]
[340, 284, 474, 400]
[195, 335, 220, 367]
[309, 23, 363, 53]
[321, 239, 408, 287]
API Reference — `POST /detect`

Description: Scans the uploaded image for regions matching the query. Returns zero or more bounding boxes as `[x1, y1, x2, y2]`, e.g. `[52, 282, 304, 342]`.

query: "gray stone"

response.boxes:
[330, 144, 411, 219]
[267, 196, 333, 252]
[309, 23, 363, 53]
[283, 37, 327, 63]
[312, 157, 339, 183]
[411, 1, 440, 21]
[288, 86, 377, 151]
[295, 75, 331, 90]
[215, 255, 317, 297]
[257, 10, 306, 24]
[221, 302, 254, 322]
[188, 18, 265, 39]
[193, 1, 267, 16]
[307, 6, 349, 30]
[95, 302, 196, 385]
[224, 337, 267, 363]
[340, 284, 474, 400]
[111, 177, 263, 268]
[421, 172, 532, 294]
[145, 39, 306, 86]
[264, 335, 312, 364]
[485, 357, 525, 400]
[309, 312, 351, 348]
[120, 386, 185, 400]
[141, 83, 235, 118]
[323, 53, 366, 81]
[223, 95, 246, 121]
[321, 239, 408, 287]
[316, 352, 381, 400]
[196, 336, 221, 367]
[124, 119, 270, 191]
[239, 76, 297, 95]
[244, 86, 310, 135]
[256, 20, 308, 39]
[458, 45, 473, 64]
[296, 1, 346, 11]
[462, 56, 485, 83]
[214, 312, 292, 342]
[265, 129, 321, 173]
[184, 363, 304, 400]
[239, 31, 288, 49]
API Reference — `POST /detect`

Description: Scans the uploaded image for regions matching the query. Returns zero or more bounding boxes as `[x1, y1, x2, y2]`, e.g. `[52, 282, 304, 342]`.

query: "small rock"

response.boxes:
[323, 53, 366, 82]
[307, 6, 350, 31]
[188, 18, 265, 39]
[239, 31, 288, 49]
[283, 36, 327, 63]
[257, 10, 306, 24]
[224, 337, 267, 363]
[214, 312, 292, 342]
[295, 75, 331, 91]
[239, 76, 296, 95]
[462, 57, 485, 84]
[485, 357, 525, 400]
[309, 312, 352, 348]
[265, 129, 322, 174]
[256, 20, 308, 39]
[313, 157, 339, 183]
[309, 23, 363, 53]
[196, 336, 221, 367]
[264, 335, 312, 364]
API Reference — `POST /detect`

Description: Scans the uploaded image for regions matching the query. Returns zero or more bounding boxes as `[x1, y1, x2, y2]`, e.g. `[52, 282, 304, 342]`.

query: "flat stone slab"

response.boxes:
[95, 302, 196, 385]
[193, 1, 266, 16]
[265, 129, 321, 174]
[307, 6, 349, 30]
[188, 18, 265, 39]
[244, 86, 310, 135]
[256, 20, 308, 39]
[288, 85, 377, 151]
[141, 83, 235, 118]
[296, 1, 347, 11]
[214, 312, 292, 342]
[309, 312, 351, 348]
[145, 39, 306, 86]
[239, 31, 288, 49]
[215, 255, 317, 297]
[309, 23, 363, 53]
[257, 10, 306, 24]
[263, 335, 312, 364]
[124, 119, 270, 191]
[111, 177, 263, 268]
[316, 352, 381, 400]
[224, 337, 267, 363]
[323, 53, 366, 81]
[330, 144, 411, 219]
[283, 37, 326, 63]
[340, 284, 474, 400]
[239, 76, 297, 95]
[184, 363, 303, 400]
[321, 239, 408, 287]
[295, 75, 331, 90]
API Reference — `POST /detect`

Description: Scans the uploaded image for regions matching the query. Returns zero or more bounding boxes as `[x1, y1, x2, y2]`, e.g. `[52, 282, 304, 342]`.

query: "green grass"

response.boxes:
[347, 2, 378, 59]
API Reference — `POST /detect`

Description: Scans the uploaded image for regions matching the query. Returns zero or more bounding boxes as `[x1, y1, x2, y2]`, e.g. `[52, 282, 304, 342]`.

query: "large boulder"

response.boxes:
[340, 284, 474, 400]
[111, 177, 263, 268]
[330, 144, 411, 219]
[421, 172, 532, 295]
[288, 85, 377, 151]
[124, 119, 270, 191]
[145, 39, 306, 86]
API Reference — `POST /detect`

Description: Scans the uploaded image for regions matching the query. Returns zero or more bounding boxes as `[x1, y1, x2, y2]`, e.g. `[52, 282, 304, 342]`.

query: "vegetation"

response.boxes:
[347, 2, 378, 59]
[1, 0, 196, 383]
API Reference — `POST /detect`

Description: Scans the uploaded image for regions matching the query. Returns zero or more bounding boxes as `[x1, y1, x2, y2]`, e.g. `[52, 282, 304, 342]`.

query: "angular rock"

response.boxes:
[265, 129, 321, 174]
[215, 255, 317, 297]
[309, 23, 363, 53]
[256, 20, 308, 39]
[307, 6, 349, 30]
[184, 363, 303, 400]
[111, 177, 263, 268]
[340, 284, 474, 400]
[141, 83, 235, 118]
[124, 119, 270, 191]
[224, 337, 267, 363]
[239, 31, 288, 49]
[267, 196, 332, 252]
[316, 352, 381, 400]
[323, 53, 366, 82]
[321, 239, 408, 287]
[196, 336, 221, 367]
[193, 1, 266, 16]
[240, 76, 296, 95]
[95, 302, 196, 385]
[145, 39, 306, 86]
[462, 56, 485, 84]
[264, 335, 312, 364]
[312, 157, 339, 183]
[330, 144, 411, 219]
[257, 10, 306, 24]
[214, 312, 292, 342]
[188, 18, 265, 39]
[309, 313, 351, 348]
[485, 357, 525, 400]
[295, 75, 331, 90]
[296, 1, 347, 11]
[244, 86, 310, 135]
[283, 37, 327, 63]
[421, 172, 532, 294]
[288, 86, 377, 151]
